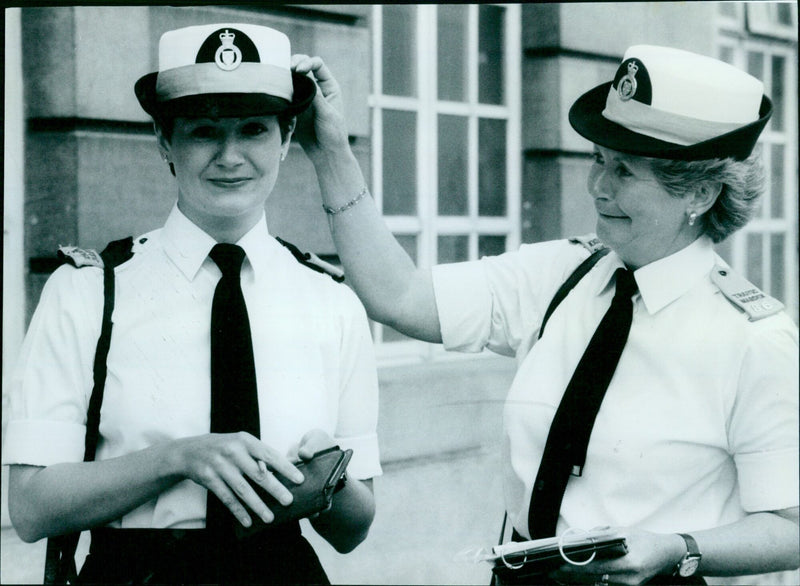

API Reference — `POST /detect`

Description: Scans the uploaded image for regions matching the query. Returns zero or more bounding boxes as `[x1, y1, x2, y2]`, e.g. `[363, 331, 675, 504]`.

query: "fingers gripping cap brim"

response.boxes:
[135, 71, 316, 119]
[568, 82, 772, 161]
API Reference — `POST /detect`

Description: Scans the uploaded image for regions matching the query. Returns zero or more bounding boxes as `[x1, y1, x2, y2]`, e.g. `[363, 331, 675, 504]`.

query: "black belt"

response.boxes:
[78, 523, 329, 584]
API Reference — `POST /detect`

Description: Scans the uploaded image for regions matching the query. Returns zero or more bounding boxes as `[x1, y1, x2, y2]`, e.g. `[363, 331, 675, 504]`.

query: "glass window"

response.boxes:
[478, 5, 505, 105]
[382, 6, 416, 97]
[371, 4, 521, 359]
[770, 144, 785, 218]
[438, 114, 469, 216]
[746, 233, 764, 289]
[479, 117, 507, 216]
[747, 50, 764, 81]
[479, 235, 506, 258]
[382, 110, 417, 216]
[437, 4, 467, 102]
[770, 55, 785, 131]
[438, 235, 469, 263]
[770, 234, 785, 300]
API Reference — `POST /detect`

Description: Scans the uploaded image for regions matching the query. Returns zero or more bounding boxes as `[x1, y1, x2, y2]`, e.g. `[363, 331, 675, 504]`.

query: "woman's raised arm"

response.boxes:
[292, 55, 442, 343]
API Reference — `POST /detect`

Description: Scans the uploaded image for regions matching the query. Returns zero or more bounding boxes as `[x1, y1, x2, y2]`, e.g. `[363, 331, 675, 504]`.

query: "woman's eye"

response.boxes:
[241, 123, 268, 137]
[592, 152, 604, 165]
[189, 126, 217, 139]
[615, 164, 633, 178]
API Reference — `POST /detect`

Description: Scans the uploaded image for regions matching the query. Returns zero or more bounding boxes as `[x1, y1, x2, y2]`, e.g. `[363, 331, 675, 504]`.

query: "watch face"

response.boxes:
[679, 557, 700, 577]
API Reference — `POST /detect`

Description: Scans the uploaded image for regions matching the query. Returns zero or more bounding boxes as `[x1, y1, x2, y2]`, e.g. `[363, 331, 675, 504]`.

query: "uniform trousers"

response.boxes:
[77, 523, 329, 584]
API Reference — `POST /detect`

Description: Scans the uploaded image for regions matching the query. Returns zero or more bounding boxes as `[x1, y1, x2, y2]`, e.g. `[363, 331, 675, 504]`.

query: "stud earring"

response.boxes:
[687, 211, 698, 226]
[280, 152, 287, 162]
[160, 152, 169, 163]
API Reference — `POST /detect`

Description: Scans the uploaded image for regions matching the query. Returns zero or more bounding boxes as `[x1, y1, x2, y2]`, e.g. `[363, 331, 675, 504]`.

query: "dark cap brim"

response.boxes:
[568, 81, 772, 161]
[135, 70, 316, 119]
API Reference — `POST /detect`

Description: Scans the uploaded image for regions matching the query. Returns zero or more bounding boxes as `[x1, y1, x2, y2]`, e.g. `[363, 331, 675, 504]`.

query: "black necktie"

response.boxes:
[528, 267, 638, 538]
[206, 243, 260, 533]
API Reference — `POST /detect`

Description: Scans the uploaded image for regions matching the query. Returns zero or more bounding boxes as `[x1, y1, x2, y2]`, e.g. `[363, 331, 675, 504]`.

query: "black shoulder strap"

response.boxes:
[496, 244, 608, 548]
[538, 247, 609, 340]
[44, 236, 134, 585]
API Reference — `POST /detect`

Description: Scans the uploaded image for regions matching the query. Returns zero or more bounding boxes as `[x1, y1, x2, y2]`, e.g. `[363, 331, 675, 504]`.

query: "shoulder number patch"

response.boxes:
[711, 264, 784, 321]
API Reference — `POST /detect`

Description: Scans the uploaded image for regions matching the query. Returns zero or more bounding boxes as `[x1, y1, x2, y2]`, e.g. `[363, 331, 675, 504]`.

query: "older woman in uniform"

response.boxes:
[4, 23, 380, 584]
[292, 45, 799, 584]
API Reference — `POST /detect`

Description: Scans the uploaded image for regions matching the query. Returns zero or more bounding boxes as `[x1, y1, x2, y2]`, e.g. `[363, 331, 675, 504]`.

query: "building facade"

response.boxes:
[2, 4, 798, 584]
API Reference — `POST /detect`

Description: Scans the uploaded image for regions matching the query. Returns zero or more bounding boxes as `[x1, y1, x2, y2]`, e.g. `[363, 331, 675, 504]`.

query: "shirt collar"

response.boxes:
[162, 204, 276, 281]
[594, 236, 716, 315]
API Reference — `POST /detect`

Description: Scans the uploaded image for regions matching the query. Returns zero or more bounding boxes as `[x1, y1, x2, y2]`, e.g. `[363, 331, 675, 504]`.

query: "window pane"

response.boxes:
[382, 110, 417, 216]
[382, 5, 416, 97]
[478, 5, 505, 105]
[438, 235, 469, 263]
[479, 118, 507, 216]
[770, 233, 785, 301]
[438, 114, 468, 216]
[746, 233, 764, 289]
[770, 55, 785, 131]
[479, 235, 506, 258]
[770, 144, 785, 218]
[747, 51, 764, 86]
[776, 3, 793, 25]
[437, 4, 467, 102]
[718, 46, 734, 65]
[395, 234, 418, 263]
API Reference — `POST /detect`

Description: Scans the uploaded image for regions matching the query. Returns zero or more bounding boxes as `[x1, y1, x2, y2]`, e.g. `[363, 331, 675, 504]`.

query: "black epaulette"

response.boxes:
[276, 237, 345, 283]
[57, 237, 135, 270]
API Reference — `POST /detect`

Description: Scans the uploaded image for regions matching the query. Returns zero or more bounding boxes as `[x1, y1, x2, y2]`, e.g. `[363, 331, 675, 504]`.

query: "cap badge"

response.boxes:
[215, 30, 242, 71]
[618, 61, 639, 101]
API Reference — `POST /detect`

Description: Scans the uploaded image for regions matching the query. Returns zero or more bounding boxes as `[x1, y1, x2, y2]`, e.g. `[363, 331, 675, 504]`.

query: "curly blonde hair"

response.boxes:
[648, 148, 766, 243]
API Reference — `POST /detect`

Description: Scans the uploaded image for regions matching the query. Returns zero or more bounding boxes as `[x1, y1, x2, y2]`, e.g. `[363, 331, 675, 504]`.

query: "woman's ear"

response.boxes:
[154, 123, 170, 159]
[689, 181, 723, 216]
[281, 118, 297, 156]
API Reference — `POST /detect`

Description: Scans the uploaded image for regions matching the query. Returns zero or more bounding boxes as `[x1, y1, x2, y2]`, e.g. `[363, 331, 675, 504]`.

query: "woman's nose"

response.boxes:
[588, 166, 613, 200]
[215, 136, 245, 166]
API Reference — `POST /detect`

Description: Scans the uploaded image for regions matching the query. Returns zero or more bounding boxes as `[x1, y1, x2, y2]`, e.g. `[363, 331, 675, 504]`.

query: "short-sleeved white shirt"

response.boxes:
[432, 236, 798, 538]
[3, 206, 382, 529]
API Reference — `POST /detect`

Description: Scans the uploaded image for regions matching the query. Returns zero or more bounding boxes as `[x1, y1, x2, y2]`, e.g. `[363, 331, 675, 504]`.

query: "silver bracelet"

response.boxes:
[322, 186, 368, 215]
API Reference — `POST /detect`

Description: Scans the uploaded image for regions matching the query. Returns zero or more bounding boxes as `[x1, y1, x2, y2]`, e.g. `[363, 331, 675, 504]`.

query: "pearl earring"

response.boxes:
[687, 211, 698, 226]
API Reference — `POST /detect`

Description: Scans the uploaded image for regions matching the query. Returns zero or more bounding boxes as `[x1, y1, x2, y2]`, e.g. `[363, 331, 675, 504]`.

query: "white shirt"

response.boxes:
[4, 206, 382, 529]
[432, 236, 798, 538]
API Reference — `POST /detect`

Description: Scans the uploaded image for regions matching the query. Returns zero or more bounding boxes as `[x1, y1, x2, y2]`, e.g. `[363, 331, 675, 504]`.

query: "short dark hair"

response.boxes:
[648, 148, 766, 243]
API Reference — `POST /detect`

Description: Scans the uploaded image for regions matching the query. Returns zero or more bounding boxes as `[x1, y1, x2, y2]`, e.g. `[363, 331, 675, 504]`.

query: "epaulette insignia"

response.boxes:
[57, 245, 104, 269]
[276, 237, 345, 283]
[568, 234, 607, 254]
[711, 264, 784, 321]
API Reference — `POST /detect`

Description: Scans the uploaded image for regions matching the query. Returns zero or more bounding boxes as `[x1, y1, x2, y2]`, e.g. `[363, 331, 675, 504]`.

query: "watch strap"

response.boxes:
[678, 533, 700, 556]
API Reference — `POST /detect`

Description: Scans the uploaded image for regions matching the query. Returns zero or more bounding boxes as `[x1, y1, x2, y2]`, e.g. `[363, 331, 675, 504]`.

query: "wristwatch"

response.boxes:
[674, 533, 702, 577]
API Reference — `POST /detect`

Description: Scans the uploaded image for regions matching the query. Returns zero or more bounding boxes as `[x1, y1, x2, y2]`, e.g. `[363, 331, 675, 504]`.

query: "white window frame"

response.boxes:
[716, 23, 798, 322]
[370, 4, 522, 365]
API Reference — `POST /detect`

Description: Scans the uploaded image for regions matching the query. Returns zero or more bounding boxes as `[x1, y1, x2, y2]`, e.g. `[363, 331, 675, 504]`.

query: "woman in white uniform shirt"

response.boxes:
[4, 23, 380, 584]
[291, 45, 799, 584]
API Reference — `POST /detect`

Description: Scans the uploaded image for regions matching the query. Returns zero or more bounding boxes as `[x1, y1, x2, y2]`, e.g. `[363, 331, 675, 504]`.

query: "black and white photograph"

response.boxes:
[2, 3, 798, 585]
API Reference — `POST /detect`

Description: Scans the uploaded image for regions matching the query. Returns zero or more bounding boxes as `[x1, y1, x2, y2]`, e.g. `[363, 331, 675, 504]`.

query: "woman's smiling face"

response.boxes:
[588, 145, 697, 269]
[160, 115, 291, 236]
